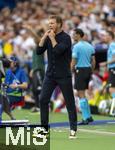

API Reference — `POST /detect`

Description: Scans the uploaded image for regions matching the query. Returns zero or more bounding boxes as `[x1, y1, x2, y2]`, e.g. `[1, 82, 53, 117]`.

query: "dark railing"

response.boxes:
[0, 0, 16, 9]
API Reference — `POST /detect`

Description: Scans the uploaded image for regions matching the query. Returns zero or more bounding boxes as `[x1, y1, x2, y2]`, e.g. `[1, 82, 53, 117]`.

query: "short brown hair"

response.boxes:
[107, 30, 114, 39]
[49, 15, 63, 27]
[74, 28, 84, 38]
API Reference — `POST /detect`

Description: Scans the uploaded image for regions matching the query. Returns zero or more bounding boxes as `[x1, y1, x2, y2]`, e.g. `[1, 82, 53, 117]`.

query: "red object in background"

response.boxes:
[102, 71, 109, 81]
[54, 108, 61, 113]
[11, 97, 25, 110]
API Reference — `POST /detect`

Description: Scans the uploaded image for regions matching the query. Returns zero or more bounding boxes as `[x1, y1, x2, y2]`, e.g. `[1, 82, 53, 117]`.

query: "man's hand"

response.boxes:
[48, 30, 55, 40]
[9, 83, 28, 89]
[71, 58, 76, 72]
[29, 69, 33, 78]
[42, 30, 51, 39]
[99, 62, 107, 67]
[48, 30, 57, 47]
[39, 30, 51, 47]
[9, 84, 18, 89]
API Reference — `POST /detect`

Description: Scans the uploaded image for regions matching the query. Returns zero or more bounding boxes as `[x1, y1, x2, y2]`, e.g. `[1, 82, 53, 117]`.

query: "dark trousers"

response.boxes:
[32, 70, 44, 108]
[39, 75, 77, 131]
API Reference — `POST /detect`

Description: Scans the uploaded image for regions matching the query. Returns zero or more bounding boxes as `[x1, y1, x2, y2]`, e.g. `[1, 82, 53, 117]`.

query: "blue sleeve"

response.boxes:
[20, 69, 28, 83]
[72, 45, 78, 59]
[5, 70, 11, 84]
[91, 46, 95, 55]
[110, 43, 115, 55]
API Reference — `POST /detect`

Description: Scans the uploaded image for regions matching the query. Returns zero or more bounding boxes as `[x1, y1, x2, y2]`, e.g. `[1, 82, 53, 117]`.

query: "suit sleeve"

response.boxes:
[36, 38, 48, 55]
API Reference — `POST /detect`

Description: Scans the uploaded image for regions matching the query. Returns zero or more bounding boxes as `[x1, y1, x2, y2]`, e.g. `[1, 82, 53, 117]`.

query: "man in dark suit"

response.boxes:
[38, 15, 77, 139]
[24, 15, 77, 139]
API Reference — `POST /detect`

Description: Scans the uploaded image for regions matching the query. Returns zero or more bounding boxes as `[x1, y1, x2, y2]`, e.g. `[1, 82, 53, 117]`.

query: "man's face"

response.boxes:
[105, 33, 112, 43]
[73, 32, 79, 42]
[10, 61, 16, 70]
[48, 19, 59, 33]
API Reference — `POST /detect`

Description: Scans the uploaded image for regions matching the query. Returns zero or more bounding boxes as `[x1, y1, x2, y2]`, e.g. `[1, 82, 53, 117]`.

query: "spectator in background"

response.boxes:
[0, 60, 5, 122]
[0, 0, 114, 116]
[29, 29, 45, 112]
[100, 31, 115, 115]
[0, 58, 15, 120]
[0, 0, 114, 62]
[5, 56, 28, 109]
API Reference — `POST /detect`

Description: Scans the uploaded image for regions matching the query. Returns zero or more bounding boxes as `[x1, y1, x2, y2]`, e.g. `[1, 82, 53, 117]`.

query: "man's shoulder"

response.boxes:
[18, 68, 26, 73]
[73, 42, 81, 48]
[63, 31, 70, 36]
[84, 41, 94, 49]
[60, 31, 71, 39]
[6, 69, 12, 74]
[110, 42, 115, 48]
[13, 68, 25, 76]
[109, 42, 115, 54]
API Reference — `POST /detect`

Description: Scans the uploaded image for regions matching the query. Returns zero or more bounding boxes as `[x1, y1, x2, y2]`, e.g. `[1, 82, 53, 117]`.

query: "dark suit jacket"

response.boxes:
[36, 31, 72, 78]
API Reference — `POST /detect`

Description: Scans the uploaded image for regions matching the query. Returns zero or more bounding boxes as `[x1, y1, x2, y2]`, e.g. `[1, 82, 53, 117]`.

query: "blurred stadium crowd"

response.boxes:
[0, 0, 115, 115]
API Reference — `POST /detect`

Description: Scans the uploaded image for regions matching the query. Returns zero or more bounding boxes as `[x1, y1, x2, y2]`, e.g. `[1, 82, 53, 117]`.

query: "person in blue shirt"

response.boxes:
[5, 56, 28, 108]
[0, 58, 15, 121]
[106, 32, 115, 99]
[0, 61, 4, 122]
[71, 28, 96, 125]
[100, 31, 115, 115]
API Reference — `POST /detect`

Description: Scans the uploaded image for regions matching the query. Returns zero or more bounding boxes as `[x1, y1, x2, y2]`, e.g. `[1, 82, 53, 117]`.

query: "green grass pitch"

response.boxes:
[1, 109, 115, 150]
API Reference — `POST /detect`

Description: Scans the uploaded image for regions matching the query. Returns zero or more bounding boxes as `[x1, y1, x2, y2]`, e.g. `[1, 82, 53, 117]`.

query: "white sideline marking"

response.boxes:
[79, 128, 115, 136]
[52, 128, 115, 136]
[107, 122, 115, 124]
[1, 120, 29, 124]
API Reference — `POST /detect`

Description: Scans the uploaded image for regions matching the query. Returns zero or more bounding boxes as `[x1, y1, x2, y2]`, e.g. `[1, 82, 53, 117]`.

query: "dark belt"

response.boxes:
[76, 67, 91, 73]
